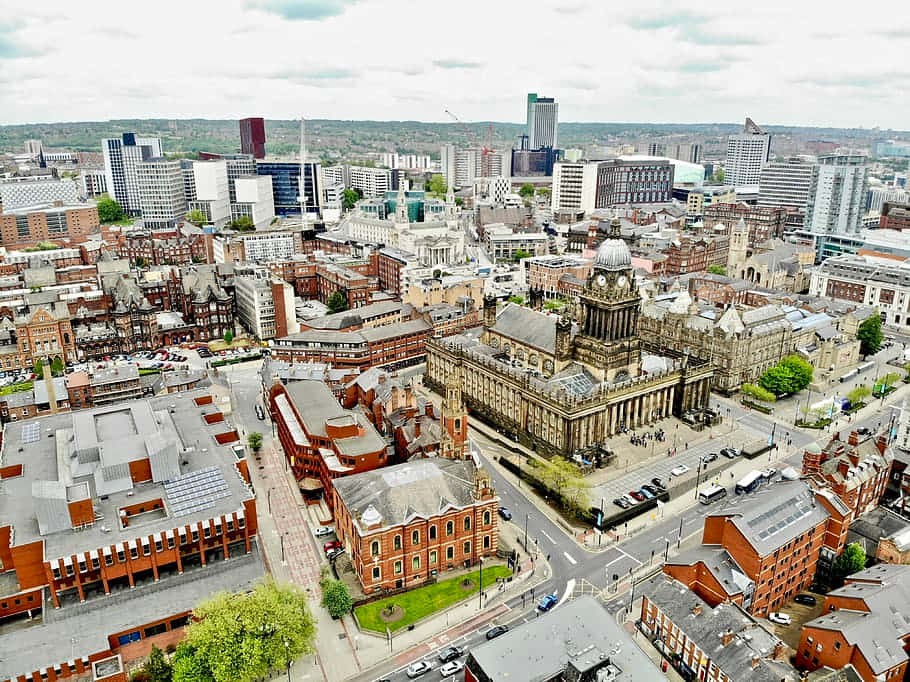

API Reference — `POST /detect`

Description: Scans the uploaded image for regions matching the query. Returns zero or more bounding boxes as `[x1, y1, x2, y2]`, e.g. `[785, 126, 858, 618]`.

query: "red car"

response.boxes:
[323, 540, 342, 555]
[628, 490, 646, 502]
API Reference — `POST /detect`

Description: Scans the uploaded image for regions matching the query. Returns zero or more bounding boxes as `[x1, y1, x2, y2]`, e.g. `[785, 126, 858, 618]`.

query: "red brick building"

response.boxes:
[332, 458, 499, 592]
[663, 234, 729, 276]
[377, 247, 419, 296]
[664, 480, 850, 617]
[796, 564, 910, 680]
[267, 379, 390, 507]
[802, 432, 893, 518]
[880, 202, 910, 230]
[316, 262, 378, 309]
[704, 203, 788, 245]
[0, 204, 100, 248]
[685, 273, 751, 307]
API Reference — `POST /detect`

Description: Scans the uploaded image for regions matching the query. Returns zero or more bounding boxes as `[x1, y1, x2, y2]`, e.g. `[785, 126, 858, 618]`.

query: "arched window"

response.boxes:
[393, 534, 402, 550]
[412, 556, 420, 571]
[394, 560, 402, 575]
[483, 510, 491, 525]
[446, 521, 454, 536]
[429, 525, 437, 540]
[446, 546, 454, 560]
[463, 541, 471, 555]
[371, 541, 380, 557]
[463, 516, 471, 531]
[411, 530, 420, 545]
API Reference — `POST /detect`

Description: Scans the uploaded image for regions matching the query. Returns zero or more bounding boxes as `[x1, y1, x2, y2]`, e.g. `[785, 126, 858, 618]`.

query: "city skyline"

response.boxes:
[1, 0, 909, 129]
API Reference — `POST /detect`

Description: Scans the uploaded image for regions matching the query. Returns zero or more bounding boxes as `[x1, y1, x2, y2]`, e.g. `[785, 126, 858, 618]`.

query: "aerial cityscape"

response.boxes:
[1, 2, 910, 681]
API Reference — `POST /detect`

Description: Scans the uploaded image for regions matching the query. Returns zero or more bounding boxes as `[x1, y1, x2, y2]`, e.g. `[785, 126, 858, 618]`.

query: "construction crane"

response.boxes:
[444, 109, 496, 176]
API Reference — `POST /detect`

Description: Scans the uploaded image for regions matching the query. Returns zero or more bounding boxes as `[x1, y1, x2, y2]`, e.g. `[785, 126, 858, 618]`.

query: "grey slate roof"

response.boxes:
[640, 574, 797, 682]
[333, 459, 487, 534]
[489, 303, 557, 353]
[466, 595, 663, 682]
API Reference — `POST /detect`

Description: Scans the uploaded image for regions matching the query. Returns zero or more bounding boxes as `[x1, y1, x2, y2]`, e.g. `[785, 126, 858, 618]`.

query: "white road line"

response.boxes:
[563, 551, 577, 565]
[615, 546, 643, 566]
[540, 529, 556, 544]
[557, 578, 576, 606]
[604, 554, 625, 567]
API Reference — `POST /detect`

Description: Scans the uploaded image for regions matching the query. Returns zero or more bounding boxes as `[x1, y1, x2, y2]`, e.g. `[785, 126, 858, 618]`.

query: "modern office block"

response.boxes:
[232, 175, 275, 227]
[102, 133, 162, 214]
[239, 117, 266, 159]
[527, 93, 558, 149]
[758, 156, 816, 209]
[0, 176, 79, 211]
[805, 155, 868, 235]
[136, 158, 186, 228]
[189, 160, 230, 228]
[724, 118, 771, 187]
[256, 160, 322, 216]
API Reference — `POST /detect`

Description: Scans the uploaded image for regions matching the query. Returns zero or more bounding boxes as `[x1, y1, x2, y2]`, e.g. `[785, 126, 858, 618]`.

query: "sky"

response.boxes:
[0, 0, 908, 129]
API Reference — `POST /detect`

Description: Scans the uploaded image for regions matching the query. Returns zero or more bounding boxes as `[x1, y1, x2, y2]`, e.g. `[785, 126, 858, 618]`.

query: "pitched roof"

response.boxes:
[489, 303, 557, 353]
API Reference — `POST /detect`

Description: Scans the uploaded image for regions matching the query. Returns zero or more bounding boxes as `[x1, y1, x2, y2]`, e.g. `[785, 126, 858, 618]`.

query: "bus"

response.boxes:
[735, 470, 764, 495]
[698, 484, 728, 505]
[839, 369, 859, 383]
[858, 361, 876, 374]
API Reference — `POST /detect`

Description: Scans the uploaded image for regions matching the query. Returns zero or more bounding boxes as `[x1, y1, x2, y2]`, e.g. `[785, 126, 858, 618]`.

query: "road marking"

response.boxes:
[614, 546, 643, 566]
[557, 579, 576, 606]
[604, 554, 625, 567]
[563, 551, 577, 565]
[540, 530, 556, 544]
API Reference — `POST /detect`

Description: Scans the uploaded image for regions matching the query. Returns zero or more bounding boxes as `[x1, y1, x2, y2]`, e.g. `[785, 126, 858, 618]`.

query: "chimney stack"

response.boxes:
[691, 604, 702, 616]
[751, 655, 761, 670]
[876, 434, 888, 455]
[848, 431, 859, 446]
[721, 630, 735, 646]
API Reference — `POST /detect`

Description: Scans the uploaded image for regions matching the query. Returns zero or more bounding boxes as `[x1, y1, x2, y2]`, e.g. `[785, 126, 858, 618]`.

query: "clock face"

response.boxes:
[596, 274, 607, 286]
[617, 275, 628, 288]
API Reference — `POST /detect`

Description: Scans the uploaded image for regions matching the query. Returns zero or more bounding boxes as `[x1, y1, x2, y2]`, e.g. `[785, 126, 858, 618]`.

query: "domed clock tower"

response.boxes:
[572, 217, 642, 382]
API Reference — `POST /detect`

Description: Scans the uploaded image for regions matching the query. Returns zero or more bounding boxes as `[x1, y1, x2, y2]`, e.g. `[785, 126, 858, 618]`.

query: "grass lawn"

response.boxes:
[0, 381, 33, 396]
[355, 564, 511, 633]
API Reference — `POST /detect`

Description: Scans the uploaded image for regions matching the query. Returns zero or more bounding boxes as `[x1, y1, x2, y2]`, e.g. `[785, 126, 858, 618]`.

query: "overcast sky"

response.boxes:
[1, 0, 908, 129]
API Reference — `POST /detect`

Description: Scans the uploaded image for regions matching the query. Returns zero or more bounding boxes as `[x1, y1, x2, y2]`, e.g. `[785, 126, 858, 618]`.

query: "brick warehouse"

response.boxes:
[0, 391, 261, 681]
[332, 457, 499, 592]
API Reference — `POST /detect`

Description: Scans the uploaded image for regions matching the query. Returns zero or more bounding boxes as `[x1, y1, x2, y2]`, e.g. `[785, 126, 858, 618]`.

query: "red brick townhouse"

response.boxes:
[0, 391, 261, 682]
[332, 457, 499, 592]
[664, 479, 850, 617]
[797, 564, 910, 681]
[267, 378, 390, 507]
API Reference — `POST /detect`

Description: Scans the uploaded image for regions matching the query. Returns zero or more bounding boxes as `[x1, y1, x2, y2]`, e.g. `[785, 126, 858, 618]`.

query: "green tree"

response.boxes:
[96, 197, 125, 223]
[847, 385, 871, 405]
[881, 371, 901, 388]
[50, 356, 64, 377]
[247, 432, 263, 452]
[186, 209, 207, 225]
[707, 264, 726, 275]
[33, 358, 44, 380]
[342, 188, 360, 210]
[507, 295, 524, 305]
[230, 216, 254, 231]
[781, 355, 813, 389]
[427, 174, 447, 197]
[513, 249, 531, 262]
[320, 576, 353, 619]
[741, 383, 775, 403]
[833, 542, 867, 584]
[857, 315, 883, 357]
[758, 355, 813, 396]
[712, 168, 725, 183]
[135, 645, 172, 682]
[518, 183, 535, 198]
[223, 330, 233, 345]
[326, 291, 349, 314]
[173, 579, 316, 682]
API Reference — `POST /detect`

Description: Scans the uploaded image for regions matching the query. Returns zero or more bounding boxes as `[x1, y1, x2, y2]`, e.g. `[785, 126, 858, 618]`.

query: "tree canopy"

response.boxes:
[172, 578, 316, 682]
[186, 209, 207, 225]
[513, 249, 532, 261]
[518, 183, 535, 198]
[326, 291, 349, 314]
[847, 385, 871, 405]
[50, 356, 64, 377]
[741, 383, 775, 403]
[342, 188, 360, 210]
[833, 542, 867, 584]
[247, 432, 263, 452]
[758, 355, 813, 396]
[131, 645, 173, 682]
[857, 315, 883, 357]
[427, 174, 447, 197]
[507, 295, 524, 305]
[230, 216, 255, 231]
[320, 569, 353, 619]
[707, 264, 726, 275]
[96, 197, 125, 223]
[223, 330, 234, 344]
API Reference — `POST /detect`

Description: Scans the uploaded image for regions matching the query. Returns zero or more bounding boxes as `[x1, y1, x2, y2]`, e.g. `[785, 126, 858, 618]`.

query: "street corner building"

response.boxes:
[425, 218, 714, 457]
[332, 457, 499, 592]
[0, 390, 262, 681]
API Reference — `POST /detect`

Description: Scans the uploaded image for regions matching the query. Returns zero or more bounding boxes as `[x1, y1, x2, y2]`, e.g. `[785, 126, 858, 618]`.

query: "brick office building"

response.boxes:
[796, 564, 910, 680]
[664, 479, 850, 617]
[332, 458, 499, 592]
[267, 379, 389, 506]
[316, 262, 378, 309]
[880, 201, 910, 230]
[0, 392, 260, 681]
[0, 203, 100, 248]
[663, 234, 729, 276]
[377, 246, 419, 296]
[704, 203, 788, 245]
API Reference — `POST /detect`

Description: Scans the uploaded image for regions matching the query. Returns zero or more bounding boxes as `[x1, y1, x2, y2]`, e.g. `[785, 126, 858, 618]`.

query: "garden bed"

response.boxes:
[741, 399, 774, 414]
[354, 565, 511, 633]
[797, 417, 833, 429]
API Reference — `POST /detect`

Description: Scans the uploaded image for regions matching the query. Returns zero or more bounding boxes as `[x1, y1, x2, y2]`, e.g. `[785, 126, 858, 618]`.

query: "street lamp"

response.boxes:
[693, 456, 707, 501]
[267, 488, 272, 515]
[524, 513, 529, 553]
[478, 558, 484, 610]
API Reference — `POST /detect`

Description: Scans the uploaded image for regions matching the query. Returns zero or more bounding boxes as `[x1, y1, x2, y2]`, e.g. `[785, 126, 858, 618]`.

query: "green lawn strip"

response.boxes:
[355, 564, 511, 633]
[0, 381, 33, 396]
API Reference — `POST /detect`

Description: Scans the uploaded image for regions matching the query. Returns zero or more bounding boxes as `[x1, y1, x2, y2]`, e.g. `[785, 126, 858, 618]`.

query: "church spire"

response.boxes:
[395, 182, 409, 223]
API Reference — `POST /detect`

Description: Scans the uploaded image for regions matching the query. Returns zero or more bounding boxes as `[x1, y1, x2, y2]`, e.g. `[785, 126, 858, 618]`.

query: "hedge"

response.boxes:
[742, 399, 774, 414]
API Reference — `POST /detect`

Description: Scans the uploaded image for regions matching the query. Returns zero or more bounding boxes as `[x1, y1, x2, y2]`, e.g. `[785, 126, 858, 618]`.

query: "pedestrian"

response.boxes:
[547, 553, 551, 562]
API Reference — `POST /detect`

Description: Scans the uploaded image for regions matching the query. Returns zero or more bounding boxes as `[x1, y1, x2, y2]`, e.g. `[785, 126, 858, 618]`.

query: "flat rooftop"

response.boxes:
[0, 390, 252, 562]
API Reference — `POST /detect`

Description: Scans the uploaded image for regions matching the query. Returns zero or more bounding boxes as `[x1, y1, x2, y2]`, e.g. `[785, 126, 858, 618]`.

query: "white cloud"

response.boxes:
[0, 0, 907, 128]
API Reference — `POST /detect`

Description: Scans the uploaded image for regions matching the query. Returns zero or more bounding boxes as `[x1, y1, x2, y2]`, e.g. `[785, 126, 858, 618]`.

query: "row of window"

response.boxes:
[370, 537, 491, 580]
[370, 513, 492, 555]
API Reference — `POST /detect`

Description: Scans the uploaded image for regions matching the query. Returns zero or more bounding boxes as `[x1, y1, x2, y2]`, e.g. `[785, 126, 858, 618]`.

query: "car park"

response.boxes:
[439, 660, 464, 677]
[485, 625, 509, 640]
[406, 661, 433, 678]
[323, 540, 342, 554]
[537, 594, 558, 612]
[437, 646, 463, 663]
[794, 594, 817, 606]
[768, 612, 791, 625]
[670, 464, 690, 477]
[498, 506, 512, 521]
[314, 526, 334, 538]
[613, 497, 630, 509]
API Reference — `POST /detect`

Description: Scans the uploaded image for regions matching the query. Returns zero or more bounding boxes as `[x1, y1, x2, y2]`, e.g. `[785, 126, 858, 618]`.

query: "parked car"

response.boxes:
[622, 494, 640, 506]
[641, 484, 662, 497]
[485, 625, 509, 640]
[314, 526, 334, 538]
[702, 453, 718, 464]
[768, 612, 791, 625]
[794, 594, 817, 606]
[323, 540, 342, 554]
[255, 405, 265, 420]
[651, 477, 665, 490]
[670, 464, 691, 477]
[437, 646, 463, 663]
[761, 468, 778, 480]
[638, 487, 655, 500]
[537, 593, 558, 612]
[613, 497, 631, 509]
[406, 661, 433, 678]
[498, 506, 512, 521]
[720, 447, 739, 459]
[628, 490, 645, 502]
[856, 426, 871, 436]
[439, 660, 464, 677]
[326, 548, 344, 561]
